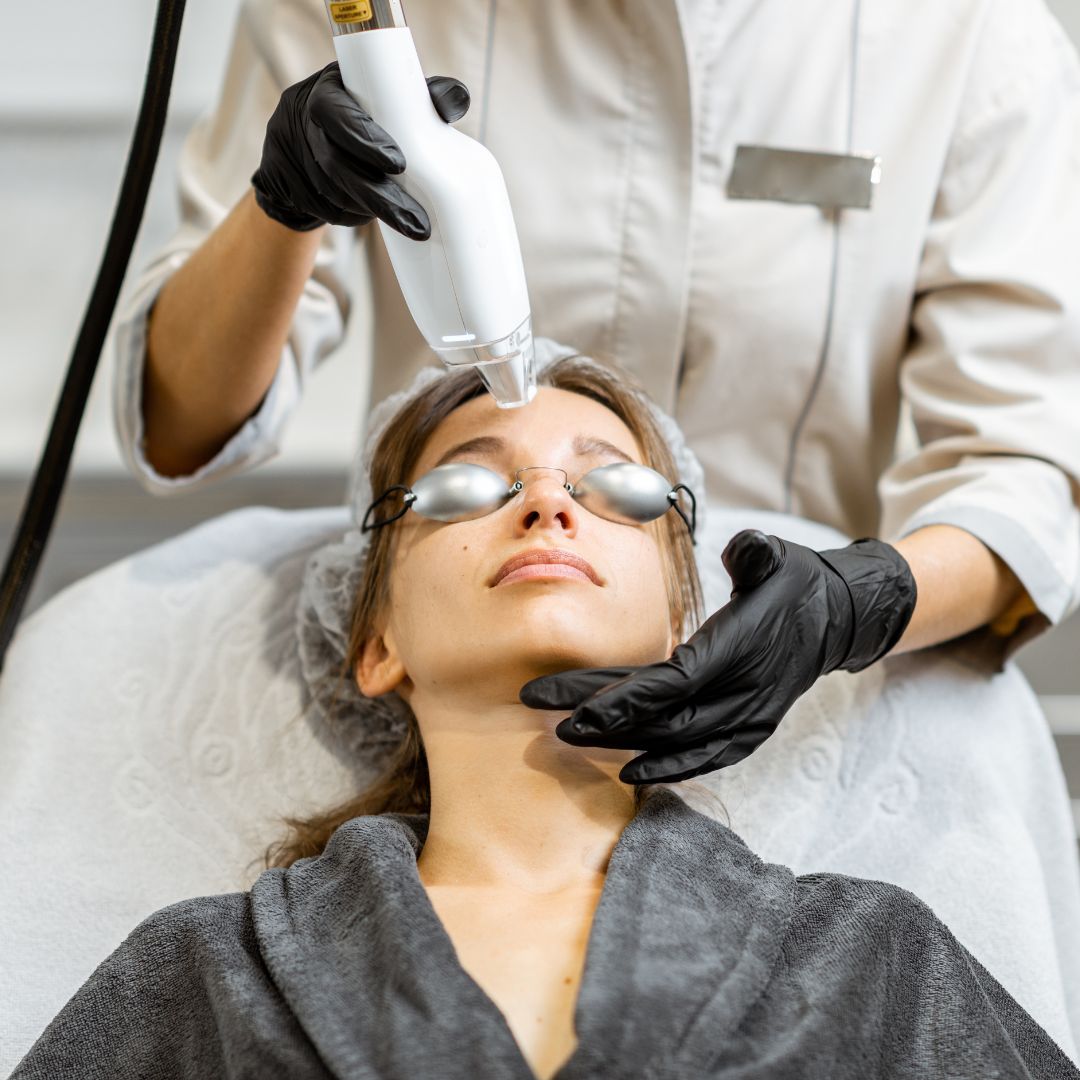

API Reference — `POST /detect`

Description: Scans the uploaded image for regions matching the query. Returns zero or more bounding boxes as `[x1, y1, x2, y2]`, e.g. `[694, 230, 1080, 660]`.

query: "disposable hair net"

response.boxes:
[295, 337, 708, 772]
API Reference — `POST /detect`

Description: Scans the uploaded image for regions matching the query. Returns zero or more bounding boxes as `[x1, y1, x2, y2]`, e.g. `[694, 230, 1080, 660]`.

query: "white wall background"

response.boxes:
[0, 0, 372, 476]
[0, 1, 246, 122]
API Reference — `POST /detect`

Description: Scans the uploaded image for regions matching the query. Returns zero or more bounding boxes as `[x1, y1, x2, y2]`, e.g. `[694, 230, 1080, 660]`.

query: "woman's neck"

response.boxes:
[412, 693, 639, 895]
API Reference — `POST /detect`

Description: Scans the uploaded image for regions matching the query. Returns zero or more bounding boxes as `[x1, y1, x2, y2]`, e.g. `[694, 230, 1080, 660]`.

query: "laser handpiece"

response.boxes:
[324, 0, 536, 408]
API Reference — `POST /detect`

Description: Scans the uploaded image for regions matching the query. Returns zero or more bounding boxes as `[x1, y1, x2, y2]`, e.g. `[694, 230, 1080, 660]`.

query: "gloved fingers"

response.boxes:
[367, 181, 433, 238]
[334, 207, 379, 228]
[618, 721, 775, 784]
[309, 63, 407, 174]
[294, 148, 429, 237]
[426, 74, 471, 123]
[547, 664, 690, 734]
[555, 680, 772, 750]
[553, 696, 709, 749]
[303, 146, 429, 236]
[301, 127, 431, 237]
[618, 736, 741, 785]
[299, 64, 431, 237]
[301, 122, 385, 206]
[554, 711, 648, 749]
[664, 604, 752, 690]
[721, 529, 785, 594]
[519, 666, 639, 710]
[710, 722, 779, 770]
[561, 614, 748, 733]
[520, 628, 727, 718]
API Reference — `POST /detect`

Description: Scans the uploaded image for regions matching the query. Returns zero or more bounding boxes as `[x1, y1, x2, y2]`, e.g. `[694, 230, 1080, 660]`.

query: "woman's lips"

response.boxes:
[492, 548, 601, 587]
[496, 563, 594, 586]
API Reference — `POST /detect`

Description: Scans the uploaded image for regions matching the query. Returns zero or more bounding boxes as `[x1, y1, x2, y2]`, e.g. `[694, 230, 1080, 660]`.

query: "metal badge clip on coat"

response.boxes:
[727, 145, 882, 210]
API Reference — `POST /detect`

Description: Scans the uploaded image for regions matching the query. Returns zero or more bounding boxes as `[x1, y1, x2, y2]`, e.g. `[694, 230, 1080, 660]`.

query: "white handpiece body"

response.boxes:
[332, 27, 535, 407]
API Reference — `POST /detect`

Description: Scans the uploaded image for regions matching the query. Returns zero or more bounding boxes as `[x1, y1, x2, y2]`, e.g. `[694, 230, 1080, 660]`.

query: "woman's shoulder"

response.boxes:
[135, 889, 251, 930]
[780, 870, 1016, 1027]
[787, 869, 953, 957]
[792, 869, 937, 919]
[776, 868, 986, 1005]
[120, 889, 259, 973]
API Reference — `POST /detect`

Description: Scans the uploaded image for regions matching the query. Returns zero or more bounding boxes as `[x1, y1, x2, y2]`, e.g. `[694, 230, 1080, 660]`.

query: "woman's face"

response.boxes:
[356, 387, 678, 708]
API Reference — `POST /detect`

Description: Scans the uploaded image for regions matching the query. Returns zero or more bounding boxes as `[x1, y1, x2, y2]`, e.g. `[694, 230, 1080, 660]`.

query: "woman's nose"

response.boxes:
[512, 469, 579, 535]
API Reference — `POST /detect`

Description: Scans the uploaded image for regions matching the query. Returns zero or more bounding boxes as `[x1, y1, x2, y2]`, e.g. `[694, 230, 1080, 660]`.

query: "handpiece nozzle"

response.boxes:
[436, 316, 537, 409]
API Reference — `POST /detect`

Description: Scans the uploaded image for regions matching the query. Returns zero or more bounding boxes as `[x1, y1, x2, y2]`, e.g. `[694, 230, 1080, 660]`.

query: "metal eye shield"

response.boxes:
[362, 462, 697, 543]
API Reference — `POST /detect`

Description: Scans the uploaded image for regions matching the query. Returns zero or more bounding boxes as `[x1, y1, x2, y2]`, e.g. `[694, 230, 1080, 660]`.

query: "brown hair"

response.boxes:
[262, 353, 705, 870]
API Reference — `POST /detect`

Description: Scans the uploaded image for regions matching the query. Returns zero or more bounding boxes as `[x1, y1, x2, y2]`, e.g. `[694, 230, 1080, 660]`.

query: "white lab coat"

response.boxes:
[112, 0, 1080, 667]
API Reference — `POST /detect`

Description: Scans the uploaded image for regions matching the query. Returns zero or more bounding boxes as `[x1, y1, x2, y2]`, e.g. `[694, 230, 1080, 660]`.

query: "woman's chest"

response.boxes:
[423, 886, 603, 1080]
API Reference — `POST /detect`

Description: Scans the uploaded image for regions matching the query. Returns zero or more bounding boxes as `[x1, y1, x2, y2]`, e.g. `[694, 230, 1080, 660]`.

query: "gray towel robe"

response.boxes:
[12, 788, 1078, 1079]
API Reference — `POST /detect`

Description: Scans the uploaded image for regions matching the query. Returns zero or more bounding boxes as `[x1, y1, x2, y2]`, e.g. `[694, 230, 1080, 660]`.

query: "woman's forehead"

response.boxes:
[420, 387, 642, 469]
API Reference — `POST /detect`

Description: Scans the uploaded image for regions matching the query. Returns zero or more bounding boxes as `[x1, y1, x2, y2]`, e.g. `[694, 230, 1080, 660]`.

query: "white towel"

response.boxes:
[1, 504, 1077, 1075]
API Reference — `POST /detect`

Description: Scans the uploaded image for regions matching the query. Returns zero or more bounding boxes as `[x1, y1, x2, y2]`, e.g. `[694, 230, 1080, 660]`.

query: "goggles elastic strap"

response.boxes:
[361, 485, 415, 533]
[668, 483, 697, 546]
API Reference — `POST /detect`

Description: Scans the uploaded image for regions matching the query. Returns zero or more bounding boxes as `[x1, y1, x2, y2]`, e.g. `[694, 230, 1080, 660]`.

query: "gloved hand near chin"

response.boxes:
[251, 61, 470, 237]
[519, 529, 918, 785]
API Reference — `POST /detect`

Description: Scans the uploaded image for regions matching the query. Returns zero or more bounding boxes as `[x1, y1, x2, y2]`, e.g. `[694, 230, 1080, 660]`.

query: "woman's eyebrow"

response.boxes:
[432, 434, 636, 468]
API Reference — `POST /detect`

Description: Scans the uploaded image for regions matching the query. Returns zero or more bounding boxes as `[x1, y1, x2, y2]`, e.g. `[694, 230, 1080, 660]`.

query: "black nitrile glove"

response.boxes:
[251, 62, 470, 237]
[519, 529, 917, 785]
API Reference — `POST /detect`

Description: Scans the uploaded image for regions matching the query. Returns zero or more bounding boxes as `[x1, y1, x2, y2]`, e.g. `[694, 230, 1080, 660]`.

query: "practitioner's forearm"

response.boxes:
[886, 524, 1037, 655]
[143, 188, 327, 478]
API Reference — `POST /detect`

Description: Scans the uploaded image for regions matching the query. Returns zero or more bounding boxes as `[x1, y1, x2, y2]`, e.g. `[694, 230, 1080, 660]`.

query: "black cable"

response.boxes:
[0, 0, 188, 674]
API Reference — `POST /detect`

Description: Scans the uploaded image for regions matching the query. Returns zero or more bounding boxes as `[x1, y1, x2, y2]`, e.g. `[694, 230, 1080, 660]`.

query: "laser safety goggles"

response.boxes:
[361, 462, 697, 544]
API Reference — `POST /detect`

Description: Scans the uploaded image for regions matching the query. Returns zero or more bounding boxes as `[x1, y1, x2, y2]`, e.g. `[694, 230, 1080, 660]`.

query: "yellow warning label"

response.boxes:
[329, 0, 373, 24]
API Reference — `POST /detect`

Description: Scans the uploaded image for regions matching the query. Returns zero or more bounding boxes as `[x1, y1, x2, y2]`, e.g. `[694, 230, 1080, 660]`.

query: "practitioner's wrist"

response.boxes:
[816, 539, 918, 674]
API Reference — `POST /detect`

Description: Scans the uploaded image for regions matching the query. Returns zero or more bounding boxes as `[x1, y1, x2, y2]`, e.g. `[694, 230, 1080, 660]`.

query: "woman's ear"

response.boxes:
[355, 629, 408, 698]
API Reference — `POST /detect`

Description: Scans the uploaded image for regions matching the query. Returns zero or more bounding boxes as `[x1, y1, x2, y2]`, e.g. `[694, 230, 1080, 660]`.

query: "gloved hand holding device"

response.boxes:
[520, 529, 918, 785]
[251, 61, 470, 238]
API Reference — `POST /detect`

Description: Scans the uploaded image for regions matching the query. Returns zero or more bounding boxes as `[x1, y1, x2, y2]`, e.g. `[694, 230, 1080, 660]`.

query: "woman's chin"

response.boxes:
[453, 600, 673, 676]
[511, 631, 668, 676]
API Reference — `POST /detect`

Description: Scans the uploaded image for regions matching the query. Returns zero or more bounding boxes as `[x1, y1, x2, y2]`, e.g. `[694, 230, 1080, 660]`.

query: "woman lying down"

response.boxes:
[12, 351, 1077, 1080]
